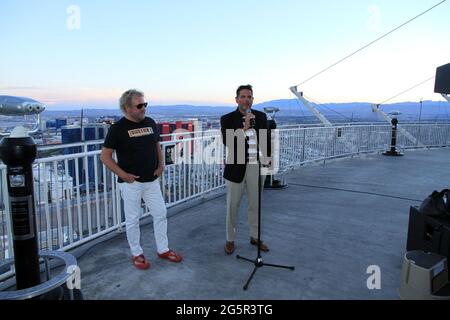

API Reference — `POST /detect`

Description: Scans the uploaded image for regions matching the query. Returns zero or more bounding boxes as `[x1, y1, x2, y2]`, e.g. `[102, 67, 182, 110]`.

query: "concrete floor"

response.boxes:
[75, 148, 450, 299]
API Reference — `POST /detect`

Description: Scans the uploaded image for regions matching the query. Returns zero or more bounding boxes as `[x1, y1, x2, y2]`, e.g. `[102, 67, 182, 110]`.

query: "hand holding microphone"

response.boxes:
[244, 108, 256, 130]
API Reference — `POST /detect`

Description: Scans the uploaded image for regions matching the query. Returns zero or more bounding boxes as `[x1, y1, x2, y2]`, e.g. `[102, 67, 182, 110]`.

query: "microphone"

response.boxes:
[246, 108, 255, 128]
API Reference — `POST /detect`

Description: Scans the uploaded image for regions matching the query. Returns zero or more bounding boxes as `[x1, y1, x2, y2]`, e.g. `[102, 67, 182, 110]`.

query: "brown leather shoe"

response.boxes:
[250, 237, 269, 252]
[224, 241, 235, 255]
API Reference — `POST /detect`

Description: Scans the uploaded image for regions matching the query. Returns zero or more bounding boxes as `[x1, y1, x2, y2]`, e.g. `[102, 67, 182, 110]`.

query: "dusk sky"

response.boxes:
[0, 0, 449, 109]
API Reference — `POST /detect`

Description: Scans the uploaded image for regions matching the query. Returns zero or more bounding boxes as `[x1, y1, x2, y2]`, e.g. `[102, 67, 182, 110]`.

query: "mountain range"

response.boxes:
[44, 99, 450, 121]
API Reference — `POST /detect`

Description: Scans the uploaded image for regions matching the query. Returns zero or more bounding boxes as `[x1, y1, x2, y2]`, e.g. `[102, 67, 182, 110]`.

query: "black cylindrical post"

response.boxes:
[383, 118, 403, 156]
[390, 118, 398, 153]
[0, 128, 40, 289]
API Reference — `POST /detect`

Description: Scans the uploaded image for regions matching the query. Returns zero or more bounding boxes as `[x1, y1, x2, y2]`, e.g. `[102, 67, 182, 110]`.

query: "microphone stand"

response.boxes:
[236, 131, 295, 290]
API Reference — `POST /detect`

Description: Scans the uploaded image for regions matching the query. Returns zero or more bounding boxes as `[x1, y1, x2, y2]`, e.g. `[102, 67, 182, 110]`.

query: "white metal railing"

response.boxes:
[1, 123, 450, 265]
[277, 124, 392, 169]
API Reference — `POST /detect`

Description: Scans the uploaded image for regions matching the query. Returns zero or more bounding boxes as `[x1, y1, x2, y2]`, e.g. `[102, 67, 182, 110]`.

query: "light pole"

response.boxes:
[419, 99, 423, 124]
[418, 99, 423, 147]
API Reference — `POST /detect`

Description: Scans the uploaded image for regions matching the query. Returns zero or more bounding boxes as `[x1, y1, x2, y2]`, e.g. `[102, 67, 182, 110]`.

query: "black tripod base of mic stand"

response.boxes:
[234, 160, 295, 290]
[236, 254, 295, 290]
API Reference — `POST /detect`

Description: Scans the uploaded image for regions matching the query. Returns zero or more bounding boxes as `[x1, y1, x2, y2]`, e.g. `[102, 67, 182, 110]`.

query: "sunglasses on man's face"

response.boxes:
[135, 102, 148, 109]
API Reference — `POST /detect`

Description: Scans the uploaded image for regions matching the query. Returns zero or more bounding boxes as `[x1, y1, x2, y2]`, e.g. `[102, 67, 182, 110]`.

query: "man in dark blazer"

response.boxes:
[220, 84, 271, 255]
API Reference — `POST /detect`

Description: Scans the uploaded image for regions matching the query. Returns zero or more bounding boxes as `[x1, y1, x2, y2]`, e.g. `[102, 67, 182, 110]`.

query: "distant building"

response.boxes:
[46, 120, 57, 129]
[33, 163, 74, 204]
[61, 124, 109, 187]
[157, 119, 200, 141]
[55, 118, 67, 129]
[97, 115, 121, 124]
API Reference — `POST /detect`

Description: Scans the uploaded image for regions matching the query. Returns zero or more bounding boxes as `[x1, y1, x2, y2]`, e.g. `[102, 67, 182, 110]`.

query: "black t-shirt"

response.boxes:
[103, 117, 161, 183]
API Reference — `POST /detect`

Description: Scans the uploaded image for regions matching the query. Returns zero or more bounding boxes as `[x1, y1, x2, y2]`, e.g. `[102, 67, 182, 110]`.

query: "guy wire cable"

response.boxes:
[294, 0, 447, 87]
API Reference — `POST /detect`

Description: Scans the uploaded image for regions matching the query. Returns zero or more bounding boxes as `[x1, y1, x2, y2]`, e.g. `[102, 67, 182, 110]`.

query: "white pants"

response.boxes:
[226, 164, 265, 242]
[119, 180, 169, 256]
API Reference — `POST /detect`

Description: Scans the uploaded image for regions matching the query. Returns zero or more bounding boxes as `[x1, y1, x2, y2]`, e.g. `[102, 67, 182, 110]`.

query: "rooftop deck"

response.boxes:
[74, 147, 450, 300]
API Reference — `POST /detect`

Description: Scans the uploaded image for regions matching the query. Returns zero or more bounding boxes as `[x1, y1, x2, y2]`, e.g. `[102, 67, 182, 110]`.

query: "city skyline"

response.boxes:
[1, 0, 449, 109]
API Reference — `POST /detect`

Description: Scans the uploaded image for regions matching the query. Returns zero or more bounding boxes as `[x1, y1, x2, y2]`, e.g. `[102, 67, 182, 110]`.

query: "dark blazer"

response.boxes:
[220, 107, 270, 183]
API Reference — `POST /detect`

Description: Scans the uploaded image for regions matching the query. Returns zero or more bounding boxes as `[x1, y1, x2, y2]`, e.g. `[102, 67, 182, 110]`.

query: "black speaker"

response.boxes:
[434, 63, 450, 94]
[407, 206, 450, 279]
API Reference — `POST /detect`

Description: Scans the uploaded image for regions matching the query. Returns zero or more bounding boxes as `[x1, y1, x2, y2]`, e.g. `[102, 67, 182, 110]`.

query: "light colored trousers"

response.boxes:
[119, 180, 169, 256]
[226, 164, 265, 242]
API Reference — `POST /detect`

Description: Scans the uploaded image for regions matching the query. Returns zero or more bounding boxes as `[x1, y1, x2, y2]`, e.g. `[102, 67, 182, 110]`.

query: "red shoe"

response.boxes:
[158, 249, 183, 263]
[132, 254, 151, 270]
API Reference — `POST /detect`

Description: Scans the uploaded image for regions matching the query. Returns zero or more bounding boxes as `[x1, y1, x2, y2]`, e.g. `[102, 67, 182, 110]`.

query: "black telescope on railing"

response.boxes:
[0, 127, 40, 289]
